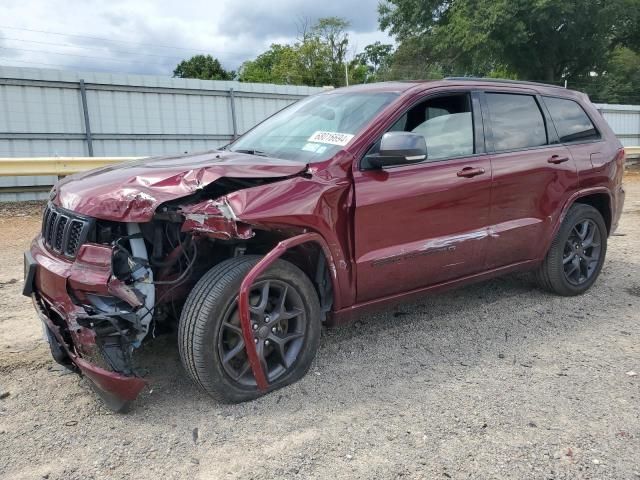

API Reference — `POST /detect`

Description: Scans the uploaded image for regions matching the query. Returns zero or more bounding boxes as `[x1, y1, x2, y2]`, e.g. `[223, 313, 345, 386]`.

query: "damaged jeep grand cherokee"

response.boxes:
[24, 79, 625, 411]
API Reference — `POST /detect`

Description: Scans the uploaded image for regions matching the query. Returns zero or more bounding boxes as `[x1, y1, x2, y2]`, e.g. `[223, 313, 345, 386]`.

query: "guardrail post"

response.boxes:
[79, 79, 94, 157]
[229, 88, 238, 140]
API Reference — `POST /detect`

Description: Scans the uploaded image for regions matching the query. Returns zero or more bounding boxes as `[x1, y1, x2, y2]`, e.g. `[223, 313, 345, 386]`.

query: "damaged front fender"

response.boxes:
[180, 197, 254, 240]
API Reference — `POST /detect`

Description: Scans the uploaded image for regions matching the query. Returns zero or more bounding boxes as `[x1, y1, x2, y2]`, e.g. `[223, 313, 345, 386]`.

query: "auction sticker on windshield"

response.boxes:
[308, 131, 355, 146]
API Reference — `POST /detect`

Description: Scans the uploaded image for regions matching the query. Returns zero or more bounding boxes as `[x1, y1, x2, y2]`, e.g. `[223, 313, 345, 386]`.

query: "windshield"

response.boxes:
[228, 91, 398, 162]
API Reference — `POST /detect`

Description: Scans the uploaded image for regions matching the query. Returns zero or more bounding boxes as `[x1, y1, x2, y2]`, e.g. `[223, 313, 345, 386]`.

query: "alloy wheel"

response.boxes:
[217, 280, 306, 386]
[562, 219, 602, 285]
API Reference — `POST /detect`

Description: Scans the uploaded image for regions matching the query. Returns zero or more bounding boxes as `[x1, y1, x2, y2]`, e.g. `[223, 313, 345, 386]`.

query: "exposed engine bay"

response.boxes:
[45, 173, 335, 381]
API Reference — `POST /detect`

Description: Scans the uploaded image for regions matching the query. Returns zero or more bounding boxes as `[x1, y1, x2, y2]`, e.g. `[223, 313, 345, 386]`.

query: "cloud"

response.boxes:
[0, 0, 391, 75]
[217, 0, 380, 39]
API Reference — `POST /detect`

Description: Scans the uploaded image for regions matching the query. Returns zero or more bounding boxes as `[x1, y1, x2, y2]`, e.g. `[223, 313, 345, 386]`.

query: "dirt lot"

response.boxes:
[1, 178, 639, 480]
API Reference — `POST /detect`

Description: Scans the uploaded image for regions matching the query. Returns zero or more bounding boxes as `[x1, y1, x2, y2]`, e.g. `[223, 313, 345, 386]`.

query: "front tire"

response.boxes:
[536, 204, 607, 296]
[178, 255, 321, 403]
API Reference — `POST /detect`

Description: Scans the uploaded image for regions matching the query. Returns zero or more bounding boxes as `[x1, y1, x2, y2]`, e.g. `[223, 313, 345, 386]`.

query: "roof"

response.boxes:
[443, 76, 565, 89]
[329, 77, 584, 99]
[322, 81, 420, 94]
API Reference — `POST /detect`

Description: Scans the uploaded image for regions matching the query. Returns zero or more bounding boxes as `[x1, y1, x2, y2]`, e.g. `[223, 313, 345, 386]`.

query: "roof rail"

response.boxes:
[444, 76, 565, 89]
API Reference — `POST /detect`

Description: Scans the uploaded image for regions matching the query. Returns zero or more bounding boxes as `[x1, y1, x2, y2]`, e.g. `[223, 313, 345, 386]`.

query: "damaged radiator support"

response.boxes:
[69, 223, 157, 377]
[125, 223, 155, 344]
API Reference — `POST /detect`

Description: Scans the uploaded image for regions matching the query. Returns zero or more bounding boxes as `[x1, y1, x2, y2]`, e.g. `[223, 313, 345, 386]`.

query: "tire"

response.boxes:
[536, 203, 607, 296]
[178, 255, 321, 403]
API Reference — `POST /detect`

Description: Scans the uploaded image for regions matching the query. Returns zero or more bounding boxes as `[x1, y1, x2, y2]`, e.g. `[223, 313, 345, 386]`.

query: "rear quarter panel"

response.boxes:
[570, 99, 625, 232]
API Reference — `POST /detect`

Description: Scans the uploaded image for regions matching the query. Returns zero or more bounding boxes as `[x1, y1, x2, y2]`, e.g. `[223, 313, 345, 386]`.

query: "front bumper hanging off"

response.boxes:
[31, 293, 147, 402]
[24, 236, 148, 411]
[26, 230, 335, 409]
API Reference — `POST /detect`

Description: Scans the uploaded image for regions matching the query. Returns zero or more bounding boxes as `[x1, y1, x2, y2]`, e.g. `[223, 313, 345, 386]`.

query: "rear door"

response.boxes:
[541, 95, 614, 188]
[481, 90, 579, 269]
[353, 90, 492, 303]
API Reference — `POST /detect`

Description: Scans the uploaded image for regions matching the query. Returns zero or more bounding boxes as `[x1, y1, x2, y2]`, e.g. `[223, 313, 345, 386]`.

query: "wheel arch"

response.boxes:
[281, 241, 335, 316]
[237, 232, 339, 391]
[541, 188, 613, 260]
[561, 188, 613, 234]
[573, 193, 612, 235]
[246, 230, 342, 315]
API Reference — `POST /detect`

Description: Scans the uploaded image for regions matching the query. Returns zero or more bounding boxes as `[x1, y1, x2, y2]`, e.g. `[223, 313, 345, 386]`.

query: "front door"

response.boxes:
[353, 91, 492, 303]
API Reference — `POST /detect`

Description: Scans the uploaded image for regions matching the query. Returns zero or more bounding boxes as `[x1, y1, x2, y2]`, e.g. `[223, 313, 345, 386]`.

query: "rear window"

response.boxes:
[486, 93, 547, 152]
[543, 96, 600, 143]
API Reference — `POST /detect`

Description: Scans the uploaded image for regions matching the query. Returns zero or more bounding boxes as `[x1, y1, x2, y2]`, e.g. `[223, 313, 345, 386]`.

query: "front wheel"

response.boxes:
[536, 204, 607, 296]
[178, 255, 321, 403]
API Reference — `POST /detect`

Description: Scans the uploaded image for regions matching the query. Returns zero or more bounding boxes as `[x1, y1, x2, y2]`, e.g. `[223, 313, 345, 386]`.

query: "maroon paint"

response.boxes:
[73, 357, 147, 401]
[32, 294, 147, 401]
[483, 144, 578, 269]
[54, 151, 307, 222]
[180, 199, 254, 240]
[226, 154, 354, 310]
[238, 232, 337, 391]
[353, 154, 492, 302]
[27, 79, 625, 405]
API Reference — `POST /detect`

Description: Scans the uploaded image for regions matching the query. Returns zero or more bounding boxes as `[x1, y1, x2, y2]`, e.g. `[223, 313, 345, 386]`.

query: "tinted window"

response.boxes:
[544, 96, 599, 143]
[380, 94, 474, 161]
[486, 93, 547, 151]
[411, 112, 473, 160]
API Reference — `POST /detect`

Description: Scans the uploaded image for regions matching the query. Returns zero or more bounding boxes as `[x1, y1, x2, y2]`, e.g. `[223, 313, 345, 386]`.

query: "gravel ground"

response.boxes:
[1, 176, 639, 480]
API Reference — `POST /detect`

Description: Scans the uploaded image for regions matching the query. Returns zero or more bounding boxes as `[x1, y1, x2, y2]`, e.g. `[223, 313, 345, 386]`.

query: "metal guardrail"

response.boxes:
[0, 147, 639, 178]
[0, 157, 141, 177]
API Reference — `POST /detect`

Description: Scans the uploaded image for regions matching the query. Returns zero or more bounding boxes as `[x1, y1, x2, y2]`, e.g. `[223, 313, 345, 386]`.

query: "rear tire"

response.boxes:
[536, 204, 607, 296]
[178, 255, 321, 403]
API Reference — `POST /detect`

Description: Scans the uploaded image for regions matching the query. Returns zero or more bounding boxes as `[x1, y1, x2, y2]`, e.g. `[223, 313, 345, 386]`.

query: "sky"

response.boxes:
[0, 0, 393, 76]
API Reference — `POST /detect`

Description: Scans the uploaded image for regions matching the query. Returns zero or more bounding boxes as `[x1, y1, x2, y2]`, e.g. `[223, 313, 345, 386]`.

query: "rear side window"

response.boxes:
[543, 96, 600, 143]
[486, 93, 547, 151]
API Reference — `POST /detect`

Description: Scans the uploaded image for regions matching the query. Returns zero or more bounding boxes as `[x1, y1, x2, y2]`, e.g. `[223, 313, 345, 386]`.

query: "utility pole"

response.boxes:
[345, 63, 349, 87]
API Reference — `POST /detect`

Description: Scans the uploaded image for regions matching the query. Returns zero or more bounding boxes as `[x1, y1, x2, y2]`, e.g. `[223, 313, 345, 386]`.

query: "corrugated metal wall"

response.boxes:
[595, 104, 640, 147]
[1, 66, 638, 202]
[0, 66, 322, 201]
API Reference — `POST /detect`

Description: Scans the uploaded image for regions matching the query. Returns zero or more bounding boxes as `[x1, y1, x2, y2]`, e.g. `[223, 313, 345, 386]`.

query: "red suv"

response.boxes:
[24, 78, 625, 411]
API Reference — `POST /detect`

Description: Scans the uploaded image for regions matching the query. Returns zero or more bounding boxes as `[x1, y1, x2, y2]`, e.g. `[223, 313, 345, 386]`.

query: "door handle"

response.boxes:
[457, 167, 485, 178]
[547, 155, 569, 164]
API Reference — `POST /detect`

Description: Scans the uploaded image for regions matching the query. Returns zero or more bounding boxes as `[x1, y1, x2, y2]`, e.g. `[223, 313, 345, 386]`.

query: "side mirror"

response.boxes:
[365, 132, 427, 169]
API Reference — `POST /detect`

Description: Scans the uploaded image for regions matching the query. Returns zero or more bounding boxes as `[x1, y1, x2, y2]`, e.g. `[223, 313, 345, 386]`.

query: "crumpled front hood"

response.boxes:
[54, 150, 307, 222]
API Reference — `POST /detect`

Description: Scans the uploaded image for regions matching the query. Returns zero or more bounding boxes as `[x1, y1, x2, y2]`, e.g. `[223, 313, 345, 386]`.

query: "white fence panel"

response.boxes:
[596, 104, 640, 147]
[0, 66, 323, 201]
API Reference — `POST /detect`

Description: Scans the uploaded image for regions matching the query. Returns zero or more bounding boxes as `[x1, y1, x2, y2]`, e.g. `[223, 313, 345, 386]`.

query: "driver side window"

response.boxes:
[371, 93, 475, 162]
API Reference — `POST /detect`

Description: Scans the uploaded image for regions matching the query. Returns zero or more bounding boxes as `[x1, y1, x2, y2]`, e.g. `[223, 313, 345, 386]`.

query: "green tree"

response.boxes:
[357, 42, 394, 74]
[348, 59, 369, 84]
[599, 47, 640, 103]
[378, 0, 640, 83]
[312, 17, 351, 86]
[354, 41, 395, 82]
[578, 47, 640, 104]
[239, 44, 303, 84]
[173, 55, 235, 80]
[380, 37, 443, 81]
[238, 17, 353, 87]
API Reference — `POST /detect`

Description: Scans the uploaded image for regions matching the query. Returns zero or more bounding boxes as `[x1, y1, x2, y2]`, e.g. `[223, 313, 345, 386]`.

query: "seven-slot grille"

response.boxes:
[42, 203, 92, 258]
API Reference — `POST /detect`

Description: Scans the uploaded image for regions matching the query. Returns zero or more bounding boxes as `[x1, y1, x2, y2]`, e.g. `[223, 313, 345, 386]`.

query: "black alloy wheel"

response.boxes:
[562, 219, 602, 286]
[178, 255, 321, 403]
[218, 279, 307, 386]
[536, 203, 608, 296]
